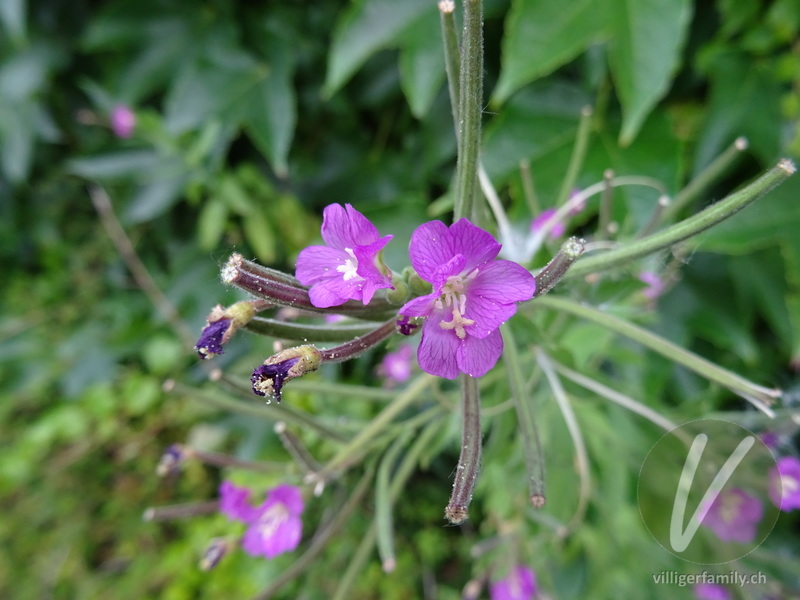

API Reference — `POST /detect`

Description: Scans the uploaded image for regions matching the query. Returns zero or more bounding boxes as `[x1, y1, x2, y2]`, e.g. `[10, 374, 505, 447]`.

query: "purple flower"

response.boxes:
[490, 566, 537, 600]
[241, 484, 304, 559]
[156, 444, 186, 477]
[195, 318, 231, 359]
[251, 345, 322, 403]
[399, 219, 535, 379]
[639, 271, 665, 301]
[769, 456, 800, 511]
[700, 488, 763, 543]
[296, 204, 394, 308]
[219, 481, 256, 522]
[396, 315, 418, 336]
[530, 208, 566, 239]
[377, 344, 414, 385]
[693, 583, 731, 600]
[110, 105, 136, 138]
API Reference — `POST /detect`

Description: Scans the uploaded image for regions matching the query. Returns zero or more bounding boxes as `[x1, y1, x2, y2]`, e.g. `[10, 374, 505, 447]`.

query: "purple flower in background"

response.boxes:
[700, 488, 763, 543]
[296, 203, 394, 307]
[530, 208, 566, 239]
[693, 583, 731, 600]
[639, 271, 665, 301]
[110, 105, 135, 138]
[377, 344, 414, 385]
[219, 481, 256, 522]
[241, 484, 304, 559]
[490, 566, 537, 600]
[769, 456, 800, 511]
[399, 219, 535, 379]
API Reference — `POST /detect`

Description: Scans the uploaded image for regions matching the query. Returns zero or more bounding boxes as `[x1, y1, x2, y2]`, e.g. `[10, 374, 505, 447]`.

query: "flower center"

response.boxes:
[336, 248, 363, 281]
[783, 475, 799, 498]
[436, 270, 478, 339]
[719, 493, 742, 524]
[255, 503, 289, 541]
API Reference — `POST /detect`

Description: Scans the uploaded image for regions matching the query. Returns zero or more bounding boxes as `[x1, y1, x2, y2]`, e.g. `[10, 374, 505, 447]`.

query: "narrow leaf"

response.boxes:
[608, 0, 692, 145]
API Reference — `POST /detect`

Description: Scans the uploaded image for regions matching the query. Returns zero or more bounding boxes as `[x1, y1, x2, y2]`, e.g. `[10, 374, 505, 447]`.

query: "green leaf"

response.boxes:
[0, 0, 26, 46]
[66, 150, 162, 178]
[197, 198, 229, 251]
[323, 0, 432, 98]
[694, 50, 783, 168]
[493, 0, 611, 105]
[398, 10, 445, 119]
[607, 0, 692, 145]
[245, 63, 296, 177]
[482, 83, 588, 184]
[242, 208, 277, 264]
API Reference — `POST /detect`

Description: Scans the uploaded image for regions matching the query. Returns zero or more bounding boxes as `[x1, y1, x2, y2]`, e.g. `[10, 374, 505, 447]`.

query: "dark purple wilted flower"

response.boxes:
[110, 105, 136, 138]
[195, 302, 259, 359]
[241, 484, 304, 559]
[251, 345, 321, 403]
[700, 488, 763, 543]
[530, 208, 566, 239]
[296, 203, 394, 308]
[693, 583, 731, 600]
[490, 566, 537, 600]
[769, 456, 800, 512]
[399, 219, 535, 379]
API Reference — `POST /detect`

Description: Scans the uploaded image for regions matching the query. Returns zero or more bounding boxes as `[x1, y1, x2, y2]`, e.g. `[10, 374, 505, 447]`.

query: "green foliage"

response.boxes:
[1, 0, 799, 599]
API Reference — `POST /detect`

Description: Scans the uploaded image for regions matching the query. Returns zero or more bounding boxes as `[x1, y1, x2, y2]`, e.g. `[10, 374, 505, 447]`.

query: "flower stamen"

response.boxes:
[336, 248, 362, 281]
[439, 306, 475, 339]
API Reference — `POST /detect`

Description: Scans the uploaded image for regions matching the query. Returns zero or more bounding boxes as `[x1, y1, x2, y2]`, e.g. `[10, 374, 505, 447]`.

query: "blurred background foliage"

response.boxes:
[1, 0, 799, 598]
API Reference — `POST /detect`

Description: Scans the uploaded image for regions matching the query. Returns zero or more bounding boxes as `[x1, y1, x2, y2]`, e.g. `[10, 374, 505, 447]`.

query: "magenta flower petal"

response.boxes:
[769, 456, 800, 511]
[470, 260, 538, 304]
[417, 319, 461, 379]
[379, 344, 414, 384]
[219, 481, 255, 522]
[296, 204, 394, 307]
[407, 220, 457, 282]
[295, 246, 349, 285]
[321, 203, 381, 249]
[399, 292, 438, 318]
[530, 207, 566, 239]
[401, 218, 534, 378]
[693, 583, 731, 600]
[490, 566, 537, 600]
[700, 488, 763, 543]
[241, 484, 304, 559]
[457, 328, 503, 377]
[110, 105, 136, 138]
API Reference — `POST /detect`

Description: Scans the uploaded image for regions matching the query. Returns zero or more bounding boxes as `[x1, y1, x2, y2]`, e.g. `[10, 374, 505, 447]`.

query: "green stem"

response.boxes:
[502, 325, 546, 506]
[454, 0, 483, 221]
[375, 431, 413, 573]
[245, 317, 379, 342]
[534, 295, 781, 411]
[439, 0, 461, 139]
[318, 374, 436, 478]
[567, 159, 796, 279]
[193, 376, 348, 442]
[535, 348, 590, 531]
[663, 137, 749, 221]
[556, 106, 593, 208]
[331, 418, 444, 600]
[445, 374, 481, 524]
